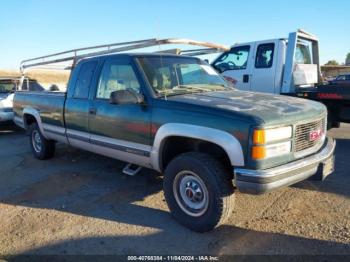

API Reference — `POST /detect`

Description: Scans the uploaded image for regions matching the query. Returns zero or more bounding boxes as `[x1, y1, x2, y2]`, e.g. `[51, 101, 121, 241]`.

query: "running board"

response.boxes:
[122, 163, 142, 176]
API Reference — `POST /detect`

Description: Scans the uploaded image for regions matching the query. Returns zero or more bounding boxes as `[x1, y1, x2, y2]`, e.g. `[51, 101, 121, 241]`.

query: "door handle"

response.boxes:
[243, 74, 249, 83]
[89, 108, 96, 115]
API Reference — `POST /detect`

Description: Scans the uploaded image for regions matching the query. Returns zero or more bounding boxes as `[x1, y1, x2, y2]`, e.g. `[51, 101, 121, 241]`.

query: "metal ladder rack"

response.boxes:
[20, 38, 230, 72]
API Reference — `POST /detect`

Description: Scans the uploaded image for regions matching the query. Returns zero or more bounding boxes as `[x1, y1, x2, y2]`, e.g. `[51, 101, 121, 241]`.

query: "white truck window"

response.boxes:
[213, 45, 250, 72]
[255, 43, 274, 68]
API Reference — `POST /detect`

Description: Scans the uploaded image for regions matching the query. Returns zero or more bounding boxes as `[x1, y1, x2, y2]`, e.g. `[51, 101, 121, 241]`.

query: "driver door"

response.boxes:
[88, 57, 152, 163]
[212, 43, 254, 91]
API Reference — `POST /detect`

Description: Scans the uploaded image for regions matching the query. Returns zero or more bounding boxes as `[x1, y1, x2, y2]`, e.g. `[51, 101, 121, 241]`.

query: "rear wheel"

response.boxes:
[163, 152, 235, 232]
[29, 123, 55, 160]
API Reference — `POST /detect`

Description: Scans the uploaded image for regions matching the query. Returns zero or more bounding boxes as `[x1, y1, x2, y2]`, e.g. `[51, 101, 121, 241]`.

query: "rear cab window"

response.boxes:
[294, 42, 312, 64]
[255, 43, 275, 68]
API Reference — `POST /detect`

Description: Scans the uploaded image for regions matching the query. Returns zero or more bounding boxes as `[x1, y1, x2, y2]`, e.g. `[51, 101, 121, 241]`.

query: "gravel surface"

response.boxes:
[0, 123, 349, 256]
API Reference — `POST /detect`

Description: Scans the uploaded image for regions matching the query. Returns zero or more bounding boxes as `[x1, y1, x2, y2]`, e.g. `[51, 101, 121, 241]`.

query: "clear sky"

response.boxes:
[0, 0, 349, 69]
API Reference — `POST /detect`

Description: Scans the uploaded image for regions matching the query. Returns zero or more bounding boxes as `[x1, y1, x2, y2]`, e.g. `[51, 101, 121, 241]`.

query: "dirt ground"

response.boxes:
[0, 123, 349, 256]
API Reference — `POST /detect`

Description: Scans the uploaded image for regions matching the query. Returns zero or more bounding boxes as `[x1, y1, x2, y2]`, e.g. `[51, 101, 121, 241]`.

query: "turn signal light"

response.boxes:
[253, 129, 265, 144]
[252, 146, 266, 160]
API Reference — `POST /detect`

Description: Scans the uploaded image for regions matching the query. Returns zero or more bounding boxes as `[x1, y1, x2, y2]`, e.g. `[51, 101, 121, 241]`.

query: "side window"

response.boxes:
[96, 60, 141, 99]
[345, 75, 350, 81]
[255, 43, 274, 68]
[73, 61, 97, 99]
[213, 45, 250, 72]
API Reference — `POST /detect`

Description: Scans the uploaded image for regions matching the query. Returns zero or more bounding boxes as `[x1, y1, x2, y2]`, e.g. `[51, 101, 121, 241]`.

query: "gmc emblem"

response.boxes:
[309, 130, 323, 141]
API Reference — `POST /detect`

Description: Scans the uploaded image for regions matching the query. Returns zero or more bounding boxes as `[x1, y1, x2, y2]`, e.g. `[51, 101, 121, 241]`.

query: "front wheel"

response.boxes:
[29, 123, 55, 160]
[163, 152, 235, 232]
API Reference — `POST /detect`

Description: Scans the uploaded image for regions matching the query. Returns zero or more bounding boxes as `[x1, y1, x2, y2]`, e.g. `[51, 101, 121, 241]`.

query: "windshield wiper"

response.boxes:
[173, 85, 209, 92]
[157, 85, 206, 98]
[157, 84, 227, 98]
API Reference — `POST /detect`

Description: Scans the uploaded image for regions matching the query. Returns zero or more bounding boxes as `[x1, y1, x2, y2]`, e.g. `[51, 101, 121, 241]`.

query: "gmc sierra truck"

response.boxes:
[14, 39, 335, 232]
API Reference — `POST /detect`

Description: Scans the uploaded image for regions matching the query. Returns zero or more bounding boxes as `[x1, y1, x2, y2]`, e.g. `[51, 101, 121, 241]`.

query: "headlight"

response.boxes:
[252, 126, 292, 160]
[253, 126, 292, 144]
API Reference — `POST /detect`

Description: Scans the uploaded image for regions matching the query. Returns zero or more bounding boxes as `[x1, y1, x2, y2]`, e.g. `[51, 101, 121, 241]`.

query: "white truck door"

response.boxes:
[250, 40, 279, 93]
[212, 43, 254, 91]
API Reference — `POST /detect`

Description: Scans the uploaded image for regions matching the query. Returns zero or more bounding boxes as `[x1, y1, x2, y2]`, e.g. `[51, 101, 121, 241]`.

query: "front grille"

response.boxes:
[294, 118, 325, 152]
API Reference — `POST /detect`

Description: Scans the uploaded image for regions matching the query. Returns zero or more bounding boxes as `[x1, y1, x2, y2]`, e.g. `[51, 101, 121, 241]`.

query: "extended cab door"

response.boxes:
[65, 59, 99, 151]
[212, 43, 254, 91]
[250, 40, 279, 93]
[88, 56, 151, 165]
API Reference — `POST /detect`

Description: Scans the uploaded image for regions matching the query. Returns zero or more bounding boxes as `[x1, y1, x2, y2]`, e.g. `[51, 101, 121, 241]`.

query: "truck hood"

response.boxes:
[0, 93, 14, 108]
[0, 93, 10, 100]
[167, 90, 326, 125]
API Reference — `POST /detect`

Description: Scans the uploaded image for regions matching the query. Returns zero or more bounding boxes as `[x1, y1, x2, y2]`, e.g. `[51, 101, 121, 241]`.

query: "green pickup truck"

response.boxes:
[14, 52, 335, 232]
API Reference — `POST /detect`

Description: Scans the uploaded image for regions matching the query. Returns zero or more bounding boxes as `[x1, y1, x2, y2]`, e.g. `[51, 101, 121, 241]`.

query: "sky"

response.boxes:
[0, 0, 349, 69]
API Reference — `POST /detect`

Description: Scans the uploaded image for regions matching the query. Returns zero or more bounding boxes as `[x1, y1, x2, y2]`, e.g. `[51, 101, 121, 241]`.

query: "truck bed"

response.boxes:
[14, 91, 66, 128]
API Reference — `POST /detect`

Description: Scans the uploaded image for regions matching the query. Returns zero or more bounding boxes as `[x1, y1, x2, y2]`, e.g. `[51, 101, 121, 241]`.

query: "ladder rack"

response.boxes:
[20, 38, 229, 72]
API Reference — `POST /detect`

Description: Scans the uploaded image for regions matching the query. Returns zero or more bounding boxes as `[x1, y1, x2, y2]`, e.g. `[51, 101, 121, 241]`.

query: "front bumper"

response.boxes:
[0, 111, 14, 122]
[234, 137, 336, 194]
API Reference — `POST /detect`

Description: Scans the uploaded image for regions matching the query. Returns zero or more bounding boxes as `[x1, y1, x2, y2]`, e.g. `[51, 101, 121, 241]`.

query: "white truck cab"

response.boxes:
[0, 77, 32, 123]
[212, 29, 322, 94]
[0, 78, 17, 122]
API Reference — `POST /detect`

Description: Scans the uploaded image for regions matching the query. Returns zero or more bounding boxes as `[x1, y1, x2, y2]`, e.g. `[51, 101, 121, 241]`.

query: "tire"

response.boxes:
[29, 123, 55, 160]
[163, 152, 235, 232]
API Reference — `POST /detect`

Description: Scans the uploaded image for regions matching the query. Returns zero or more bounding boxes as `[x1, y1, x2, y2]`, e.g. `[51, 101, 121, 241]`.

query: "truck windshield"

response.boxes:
[0, 82, 15, 93]
[138, 56, 230, 97]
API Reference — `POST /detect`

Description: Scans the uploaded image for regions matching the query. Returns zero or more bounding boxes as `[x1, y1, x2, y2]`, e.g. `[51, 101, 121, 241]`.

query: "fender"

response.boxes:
[150, 123, 245, 172]
[22, 107, 48, 139]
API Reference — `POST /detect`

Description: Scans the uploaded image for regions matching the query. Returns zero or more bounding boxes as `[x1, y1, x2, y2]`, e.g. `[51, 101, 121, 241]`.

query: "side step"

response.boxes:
[122, 163, 142, 176]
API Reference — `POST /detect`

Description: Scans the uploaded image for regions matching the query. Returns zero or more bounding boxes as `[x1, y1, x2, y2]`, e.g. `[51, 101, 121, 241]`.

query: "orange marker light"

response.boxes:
[253, 129, 265, 144]
[252, 146, 266, 160]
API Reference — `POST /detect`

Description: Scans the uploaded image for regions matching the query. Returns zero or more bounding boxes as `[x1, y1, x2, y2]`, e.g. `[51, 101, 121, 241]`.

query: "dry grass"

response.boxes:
[0, 69, 70, 84]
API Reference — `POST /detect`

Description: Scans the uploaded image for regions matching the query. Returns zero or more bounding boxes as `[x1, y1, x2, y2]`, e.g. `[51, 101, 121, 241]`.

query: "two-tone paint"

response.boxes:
[14, 53, 333, 194]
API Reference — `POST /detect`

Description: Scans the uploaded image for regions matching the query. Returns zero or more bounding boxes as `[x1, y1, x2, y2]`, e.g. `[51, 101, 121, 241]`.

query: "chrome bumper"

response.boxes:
[234, 137, 336, 194]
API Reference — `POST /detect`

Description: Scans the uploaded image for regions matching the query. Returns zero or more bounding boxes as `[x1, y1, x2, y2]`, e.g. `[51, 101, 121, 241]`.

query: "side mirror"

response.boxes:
[110, 89, 144, 105]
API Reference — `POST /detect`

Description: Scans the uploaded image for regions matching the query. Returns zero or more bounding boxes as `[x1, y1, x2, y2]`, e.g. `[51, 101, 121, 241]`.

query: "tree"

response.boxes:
[325, 60, 339, 66]
[346, 53, 350, 65]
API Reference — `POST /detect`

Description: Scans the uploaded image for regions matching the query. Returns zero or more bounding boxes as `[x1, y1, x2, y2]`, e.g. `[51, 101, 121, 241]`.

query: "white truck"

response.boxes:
[0, 77, 39, 123]
[211, 29, 350, 128]
[0, 78, 18, 122]
[211, 29, 322, 94]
